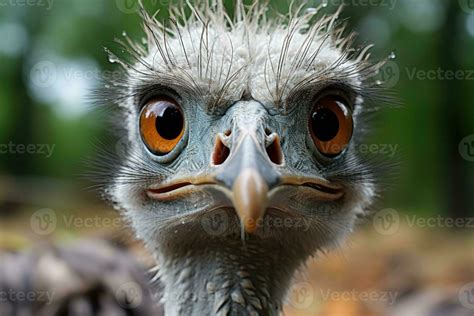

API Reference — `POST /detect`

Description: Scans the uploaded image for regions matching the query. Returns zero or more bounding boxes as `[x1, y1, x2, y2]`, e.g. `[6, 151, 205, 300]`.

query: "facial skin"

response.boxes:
[111, 83, 375, 247]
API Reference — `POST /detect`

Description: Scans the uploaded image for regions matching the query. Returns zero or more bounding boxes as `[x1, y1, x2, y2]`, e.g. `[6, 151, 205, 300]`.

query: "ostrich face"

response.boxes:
[107, 3, 384, 252]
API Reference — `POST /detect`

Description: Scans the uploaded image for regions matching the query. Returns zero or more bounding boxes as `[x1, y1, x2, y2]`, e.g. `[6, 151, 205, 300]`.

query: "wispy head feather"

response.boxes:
[100, 0, 391, 114]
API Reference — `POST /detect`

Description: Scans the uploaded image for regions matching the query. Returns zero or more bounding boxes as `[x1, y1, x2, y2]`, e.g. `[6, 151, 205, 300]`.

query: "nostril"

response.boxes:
[212, 136, 230, 165]
[266, 135, 283, 165]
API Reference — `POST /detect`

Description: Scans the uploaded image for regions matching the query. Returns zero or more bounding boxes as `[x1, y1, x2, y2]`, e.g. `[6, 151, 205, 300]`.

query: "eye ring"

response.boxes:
[139, 96, 185, 156]
[309, 95, 353, 157]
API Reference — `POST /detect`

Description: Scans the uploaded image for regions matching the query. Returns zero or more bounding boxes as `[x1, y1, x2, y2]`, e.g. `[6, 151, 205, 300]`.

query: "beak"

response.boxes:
[216, 134, 280, 233]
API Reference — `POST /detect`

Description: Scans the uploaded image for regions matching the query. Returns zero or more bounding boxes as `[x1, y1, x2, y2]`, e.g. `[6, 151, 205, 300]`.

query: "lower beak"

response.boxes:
[216, 135, 280, 233]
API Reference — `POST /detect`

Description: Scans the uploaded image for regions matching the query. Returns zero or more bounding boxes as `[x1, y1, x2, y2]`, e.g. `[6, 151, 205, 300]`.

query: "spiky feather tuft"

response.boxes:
[99, 0, 392, 114]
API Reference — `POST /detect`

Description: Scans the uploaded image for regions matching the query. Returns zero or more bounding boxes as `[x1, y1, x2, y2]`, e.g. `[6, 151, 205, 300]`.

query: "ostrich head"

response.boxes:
[101, 1, 389, 315]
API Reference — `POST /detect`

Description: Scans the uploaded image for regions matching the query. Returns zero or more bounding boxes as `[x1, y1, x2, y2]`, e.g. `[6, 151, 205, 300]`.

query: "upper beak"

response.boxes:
[216, 134, 280, 233]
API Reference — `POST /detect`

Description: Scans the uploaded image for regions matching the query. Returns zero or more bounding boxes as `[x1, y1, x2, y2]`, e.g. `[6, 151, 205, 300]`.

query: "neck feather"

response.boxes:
[156, 238, 305, 316]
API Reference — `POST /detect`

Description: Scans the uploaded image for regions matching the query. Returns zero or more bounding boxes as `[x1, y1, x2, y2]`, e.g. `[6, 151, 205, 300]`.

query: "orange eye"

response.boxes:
[139, 97, 185, 156]
[309, 95, 353, 157]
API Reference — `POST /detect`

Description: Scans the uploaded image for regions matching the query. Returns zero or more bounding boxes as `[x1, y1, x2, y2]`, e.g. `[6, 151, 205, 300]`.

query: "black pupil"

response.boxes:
[155, 105, 183, 140]
[311, 108, 339, 141]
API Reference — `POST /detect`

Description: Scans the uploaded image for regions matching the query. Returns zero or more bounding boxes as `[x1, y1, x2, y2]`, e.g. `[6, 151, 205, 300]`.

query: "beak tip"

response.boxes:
[241, 216, 262, 234]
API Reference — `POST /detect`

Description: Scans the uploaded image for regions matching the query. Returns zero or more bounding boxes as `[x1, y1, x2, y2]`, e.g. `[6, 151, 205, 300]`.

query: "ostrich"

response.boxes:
[100, 1, 389, 315]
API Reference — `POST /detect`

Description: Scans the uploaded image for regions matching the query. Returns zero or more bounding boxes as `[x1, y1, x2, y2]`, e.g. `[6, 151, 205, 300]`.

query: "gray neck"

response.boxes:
[156, 238, 305, 316]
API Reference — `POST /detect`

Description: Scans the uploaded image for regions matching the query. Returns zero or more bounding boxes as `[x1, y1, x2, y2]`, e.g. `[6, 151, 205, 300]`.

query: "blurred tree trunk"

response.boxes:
[5, 11, 42, 177]
[438, 3, 471, 221]
[1, 10, 43, 214]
